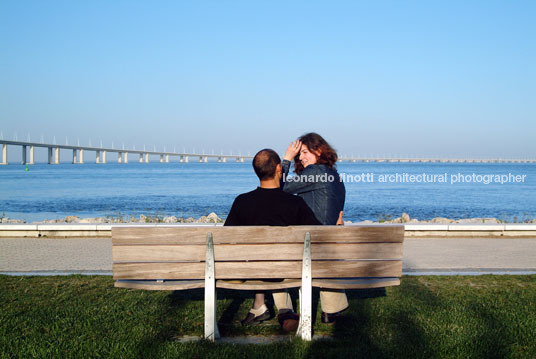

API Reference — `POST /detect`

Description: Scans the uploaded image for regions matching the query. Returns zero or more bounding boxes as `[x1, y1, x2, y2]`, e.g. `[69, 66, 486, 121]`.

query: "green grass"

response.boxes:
[1, 275, 535, 358]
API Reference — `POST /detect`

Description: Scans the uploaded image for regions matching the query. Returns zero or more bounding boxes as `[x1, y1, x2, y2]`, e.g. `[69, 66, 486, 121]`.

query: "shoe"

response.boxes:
[277, 310, 300, 332]
[240, 309, 270, 326]
[321, 310, 342, 324]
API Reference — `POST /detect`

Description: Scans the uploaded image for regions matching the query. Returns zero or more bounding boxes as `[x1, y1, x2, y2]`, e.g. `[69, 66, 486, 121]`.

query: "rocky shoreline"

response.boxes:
[359, 212, 536, 224]
[1, 212, 224, 224]
[1, 212, 535, 224]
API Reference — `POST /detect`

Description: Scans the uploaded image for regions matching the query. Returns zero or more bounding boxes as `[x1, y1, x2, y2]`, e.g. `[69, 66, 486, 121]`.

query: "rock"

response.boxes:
[206, 212, 222, 223]
[409, 218, 419, 223]
[64, 216, 80, 223]
[431, 217, 454, 223]
[1, 218, 25, 224]
[163, 216, 178, 223]
[139, 214, 147, 223]
[198, 216, 208, 223]
[457, 218, 480, 223]
[400, 213, 410, 223]
[480, 218, 499, 224]
[184, 217, 196, 223]
[77, 217, 106, 223]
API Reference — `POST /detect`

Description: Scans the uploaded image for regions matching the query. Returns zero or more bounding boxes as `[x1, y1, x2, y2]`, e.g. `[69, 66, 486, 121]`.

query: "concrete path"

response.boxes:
[0, 238, 111, 273]
[402, 237, 536, 274]
[1, 237, 535, 275]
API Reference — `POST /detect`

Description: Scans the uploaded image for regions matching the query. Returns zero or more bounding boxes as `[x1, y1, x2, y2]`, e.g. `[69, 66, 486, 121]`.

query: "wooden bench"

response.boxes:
[112, 225, 404, 341]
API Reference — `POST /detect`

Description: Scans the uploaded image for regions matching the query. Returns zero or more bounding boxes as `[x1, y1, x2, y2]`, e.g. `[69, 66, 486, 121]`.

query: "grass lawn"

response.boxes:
[1, 275, 535, 358]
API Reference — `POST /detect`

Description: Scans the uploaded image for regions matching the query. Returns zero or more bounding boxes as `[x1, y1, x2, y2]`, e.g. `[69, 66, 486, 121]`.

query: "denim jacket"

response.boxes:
[281, 160, 345, 225]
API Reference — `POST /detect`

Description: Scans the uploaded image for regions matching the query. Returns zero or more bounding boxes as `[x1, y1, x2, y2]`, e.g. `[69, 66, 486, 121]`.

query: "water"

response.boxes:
[1, 162, 535, 222]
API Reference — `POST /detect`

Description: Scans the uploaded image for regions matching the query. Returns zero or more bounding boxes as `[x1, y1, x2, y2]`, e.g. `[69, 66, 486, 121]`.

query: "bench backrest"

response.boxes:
[112, 225, 404, 281]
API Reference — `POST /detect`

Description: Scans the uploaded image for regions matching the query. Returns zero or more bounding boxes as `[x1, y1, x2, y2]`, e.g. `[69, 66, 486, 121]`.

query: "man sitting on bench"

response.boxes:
[224, 148, 342, 331]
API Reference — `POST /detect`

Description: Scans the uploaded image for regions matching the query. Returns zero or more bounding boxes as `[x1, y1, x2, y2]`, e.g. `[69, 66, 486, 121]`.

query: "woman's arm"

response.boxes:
[281, 160, 323, 195]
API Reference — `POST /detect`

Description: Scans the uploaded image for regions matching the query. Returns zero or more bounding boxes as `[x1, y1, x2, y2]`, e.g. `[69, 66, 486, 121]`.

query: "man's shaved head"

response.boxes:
[252, 149, 281, 180]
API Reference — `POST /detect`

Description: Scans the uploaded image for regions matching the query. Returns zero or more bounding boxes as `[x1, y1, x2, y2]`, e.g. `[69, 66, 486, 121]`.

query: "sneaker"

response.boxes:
[277, 310, 300, 332]
[240, 309, 270, 326]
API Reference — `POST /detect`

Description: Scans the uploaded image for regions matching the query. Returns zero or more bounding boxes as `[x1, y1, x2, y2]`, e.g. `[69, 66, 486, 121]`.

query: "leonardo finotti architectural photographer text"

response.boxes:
[283, 173, 527, 184]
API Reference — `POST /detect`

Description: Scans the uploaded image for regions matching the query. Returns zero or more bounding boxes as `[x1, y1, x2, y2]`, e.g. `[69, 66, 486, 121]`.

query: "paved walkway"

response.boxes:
[402, 238, 536, 273]
[1, 237, 535, 274]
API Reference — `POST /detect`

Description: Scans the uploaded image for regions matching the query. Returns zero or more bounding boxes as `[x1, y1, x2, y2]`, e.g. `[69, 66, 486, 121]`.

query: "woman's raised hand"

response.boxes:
[284, 140, 302, 161]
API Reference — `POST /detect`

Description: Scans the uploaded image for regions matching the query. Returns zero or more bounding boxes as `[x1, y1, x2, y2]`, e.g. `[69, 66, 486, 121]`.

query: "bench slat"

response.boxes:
[312, 278, 400, 289]
[113, 260, 402, 280]
[112, 225, 404, 245]
[216, 279, 302, 290]
[114, 278, 401, 291]
[112, 242, 403, 262]
[115, 280, 204, 290]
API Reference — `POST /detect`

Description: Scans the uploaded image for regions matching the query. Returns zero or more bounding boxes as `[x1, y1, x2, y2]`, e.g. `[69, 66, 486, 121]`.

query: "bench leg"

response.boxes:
[204, 232, 220, 341]
[297, 232, 312, 341]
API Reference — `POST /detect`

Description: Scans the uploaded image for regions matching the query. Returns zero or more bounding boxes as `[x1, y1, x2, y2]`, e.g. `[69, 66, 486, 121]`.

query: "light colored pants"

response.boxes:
[273, 289, 348, 314]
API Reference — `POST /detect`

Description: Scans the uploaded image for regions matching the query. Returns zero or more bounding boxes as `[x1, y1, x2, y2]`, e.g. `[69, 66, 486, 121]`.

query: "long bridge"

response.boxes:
[0, 140, 250, 164]
[0, 139, 534, 165]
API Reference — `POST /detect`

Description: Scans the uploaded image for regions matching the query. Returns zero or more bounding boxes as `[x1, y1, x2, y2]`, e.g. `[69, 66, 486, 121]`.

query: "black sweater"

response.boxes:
[224, 187, 321, 226]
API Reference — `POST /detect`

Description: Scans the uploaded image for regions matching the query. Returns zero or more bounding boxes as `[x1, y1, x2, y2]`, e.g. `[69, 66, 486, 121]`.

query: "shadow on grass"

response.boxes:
[135, 289, 202, 357]
[468, 296, 517, 358]
[132, 278, 527, 357]
[135, 288, 266, 355]
[308, 282, 442, 358]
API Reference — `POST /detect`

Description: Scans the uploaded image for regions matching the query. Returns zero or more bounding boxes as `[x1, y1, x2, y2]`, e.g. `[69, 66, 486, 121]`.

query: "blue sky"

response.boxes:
[1, 0, 535, 160]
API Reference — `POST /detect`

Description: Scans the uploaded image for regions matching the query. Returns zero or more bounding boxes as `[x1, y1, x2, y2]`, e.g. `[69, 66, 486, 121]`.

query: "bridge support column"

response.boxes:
[22, 145, 27, 165]
[72, 149, 77, 164]
[54, 147, 60, 164]
[29, 146, 34, 165]
[222, 157, 226, 163]
[102, 151, 107, 164]
[48, 147, 53, 164]
[165, 154, 169, 163]
[96, 150, 101, 164]
[184, 156, 189, 163]
[199, 156, 203, 163]
[124, 152, 128, 163]
[79, 149, 84, 164]
[118, 152, 123, 163]
[204, 156, 208, 163]
[160, 154, 164, 163]
[144, 153, 149, 163]
[139, 153, 143, 163]
[1, 144, 7, 165]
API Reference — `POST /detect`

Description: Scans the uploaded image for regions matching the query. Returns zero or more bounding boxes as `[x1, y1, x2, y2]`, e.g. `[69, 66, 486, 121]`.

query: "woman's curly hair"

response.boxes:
[294, 132, 338, 174]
